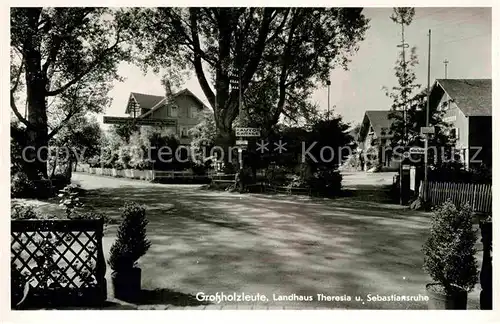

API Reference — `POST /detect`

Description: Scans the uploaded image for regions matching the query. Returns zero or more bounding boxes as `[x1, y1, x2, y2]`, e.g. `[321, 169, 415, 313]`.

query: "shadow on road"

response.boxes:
[70, 174, 481, 309]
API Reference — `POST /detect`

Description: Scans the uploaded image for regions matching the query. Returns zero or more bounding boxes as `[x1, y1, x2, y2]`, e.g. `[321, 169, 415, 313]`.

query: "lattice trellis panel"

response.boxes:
[11, 219, 107, 305]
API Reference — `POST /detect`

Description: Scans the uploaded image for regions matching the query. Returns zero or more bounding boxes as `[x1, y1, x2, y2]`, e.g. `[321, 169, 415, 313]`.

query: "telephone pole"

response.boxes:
[397, 21, 409, 145]
[443, 59, 449, 79]
[423, 29, 432, 203]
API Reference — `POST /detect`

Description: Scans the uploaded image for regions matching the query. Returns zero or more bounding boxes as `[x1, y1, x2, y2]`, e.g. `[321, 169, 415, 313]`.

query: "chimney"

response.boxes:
[164, 80, 173, 99]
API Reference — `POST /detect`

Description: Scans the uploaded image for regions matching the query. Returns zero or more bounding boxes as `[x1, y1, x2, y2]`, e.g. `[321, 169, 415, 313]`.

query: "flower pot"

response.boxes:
[426, 283, 468, 309]
[111, 267, 142, 302]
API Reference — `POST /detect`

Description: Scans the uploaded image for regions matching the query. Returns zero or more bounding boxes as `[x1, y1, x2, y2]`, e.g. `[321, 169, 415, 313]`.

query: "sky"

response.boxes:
[103, 7, 492, 127]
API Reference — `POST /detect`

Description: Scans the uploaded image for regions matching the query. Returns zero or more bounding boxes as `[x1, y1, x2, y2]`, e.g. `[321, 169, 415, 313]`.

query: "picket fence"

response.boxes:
[424, 181, 492, 214]
[75, 164, 206, 181]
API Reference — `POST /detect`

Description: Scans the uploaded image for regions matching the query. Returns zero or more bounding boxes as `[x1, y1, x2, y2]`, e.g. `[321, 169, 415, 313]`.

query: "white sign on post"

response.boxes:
[236, 140, 249, 146]
[235, 127, 261, 137]
[420, 126, 435, 135]
[409, 147, 426, 154]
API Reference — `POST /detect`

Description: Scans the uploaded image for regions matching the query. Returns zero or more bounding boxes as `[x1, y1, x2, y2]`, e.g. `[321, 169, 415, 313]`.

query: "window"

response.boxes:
[449, 127, 459, 140]
[170, 105, 178, 117]
[190, 107, 198, 118]
[181, 127, 188, 138]
[440, 100, 449, 111]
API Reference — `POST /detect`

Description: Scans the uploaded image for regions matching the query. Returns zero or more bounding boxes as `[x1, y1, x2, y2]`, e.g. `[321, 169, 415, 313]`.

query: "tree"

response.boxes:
[384, 8, 454, 165]
[133, 8, 369, 165]
[10, 8, 135, 179]
[188, 109, 217, 164]
[49, 114, 103, 178]
[110, 122, 140, 143]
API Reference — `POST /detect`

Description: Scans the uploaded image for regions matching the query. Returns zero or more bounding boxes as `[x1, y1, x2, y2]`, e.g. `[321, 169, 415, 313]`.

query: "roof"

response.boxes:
[131, 92, 165, 110]
[435, 79, 491, 116]
[126, 89, 210, 116]
[358, 110, 402, 141]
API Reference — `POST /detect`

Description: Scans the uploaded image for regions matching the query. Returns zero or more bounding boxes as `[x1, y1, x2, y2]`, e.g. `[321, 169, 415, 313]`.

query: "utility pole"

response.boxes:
[326, 80, 331, 120]
[423, 29, 431, 203]
[443, 59, 449, 79]
[397, 22, 410, 145]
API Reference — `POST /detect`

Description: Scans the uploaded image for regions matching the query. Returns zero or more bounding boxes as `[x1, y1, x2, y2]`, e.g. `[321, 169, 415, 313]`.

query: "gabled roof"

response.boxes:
[434, 79, 491, 117]
[131, 92, 165, 110]
[126, 88, 210, 116]
[358, 110, 402, 141]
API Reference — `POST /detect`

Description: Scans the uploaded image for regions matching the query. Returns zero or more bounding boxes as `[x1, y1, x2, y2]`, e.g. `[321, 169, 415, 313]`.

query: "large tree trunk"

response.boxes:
[215, 127, 236, 173]
[22, 8, 49, 180]
[25, 72, 49, 179]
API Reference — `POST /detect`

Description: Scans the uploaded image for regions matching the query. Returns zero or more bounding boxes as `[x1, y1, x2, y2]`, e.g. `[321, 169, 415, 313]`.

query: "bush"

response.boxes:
[265, 166, 289, 186]
[309, 169, 343, 197]
[108, 202, 151, 271]
[50, 173, 71, 191]
[429, 162, 491, 184]
[422, 199, 478, 294]
[11, 172, 36, 198]
[58, 184, 84, 217]
[11, 204, 46, 220]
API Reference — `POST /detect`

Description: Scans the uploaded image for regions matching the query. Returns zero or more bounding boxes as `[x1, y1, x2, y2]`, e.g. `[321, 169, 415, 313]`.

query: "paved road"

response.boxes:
[64, 172, 481, 310]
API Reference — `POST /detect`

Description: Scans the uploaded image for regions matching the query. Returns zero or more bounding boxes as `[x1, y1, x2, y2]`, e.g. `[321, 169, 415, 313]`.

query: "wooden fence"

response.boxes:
[424, 181, 492, 214]
[11, 219, 107, 307]
[75, 164, 208, 182]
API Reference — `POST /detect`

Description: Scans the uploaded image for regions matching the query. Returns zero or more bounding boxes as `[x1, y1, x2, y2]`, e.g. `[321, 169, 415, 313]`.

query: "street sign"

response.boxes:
[409, 147, 426, 154]
[421, 126, 435, 134]
[236, 140, 249, 146]
[235, 127, 261, 137]
[103, 116, 177, 126]
[402, 165, 411, 170]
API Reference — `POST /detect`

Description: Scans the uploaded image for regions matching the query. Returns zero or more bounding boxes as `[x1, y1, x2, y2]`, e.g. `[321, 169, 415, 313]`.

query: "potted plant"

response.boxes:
[108, 202, 151, 302]
[422, 199, 478, 309]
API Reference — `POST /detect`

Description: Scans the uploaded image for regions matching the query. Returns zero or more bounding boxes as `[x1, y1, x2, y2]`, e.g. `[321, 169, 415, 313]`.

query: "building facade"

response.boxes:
[429, 79, 492, 169]
[358, 110, 401, 171]
[121, 85, 210, 145]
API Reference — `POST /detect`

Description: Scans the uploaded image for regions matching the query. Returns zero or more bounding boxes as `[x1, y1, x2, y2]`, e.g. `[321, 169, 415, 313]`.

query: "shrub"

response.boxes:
[11, 172, 36, 198]
[108, 203, 151, 271]
[422, 199, 478, 294]
[309, 169, 343, 196]
[11, 204, 42, 220]
[58, 184, 84, 217]
[70, 209, 111, 225]
[50, 173, 71, 191]
[429, 162, 491, 184]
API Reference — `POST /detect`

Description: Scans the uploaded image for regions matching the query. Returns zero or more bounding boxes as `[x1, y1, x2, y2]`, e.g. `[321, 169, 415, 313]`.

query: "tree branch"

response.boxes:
[47, 108, 79, 139]
[272, 9, 301, 125]
[11, 92, 33, 130]
[189, 8, 215, 109]
[45, 28, 122, 97]
[10, 60, 33, 129]
[241, 9, 274, 91]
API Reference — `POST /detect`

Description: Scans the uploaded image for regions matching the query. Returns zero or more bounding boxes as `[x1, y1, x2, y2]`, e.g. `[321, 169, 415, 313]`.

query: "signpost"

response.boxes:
[234, 128, 260, 170]
[236, 140, 249, 146]
[235, 127, 261, 137]
[420, 126, 435, 135]
[103, 116, 177, 126]
[409, 147, 426, 154]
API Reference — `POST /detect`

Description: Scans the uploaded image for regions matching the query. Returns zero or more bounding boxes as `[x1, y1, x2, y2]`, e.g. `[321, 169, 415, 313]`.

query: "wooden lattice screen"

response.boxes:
[11, 219, 107, 307]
